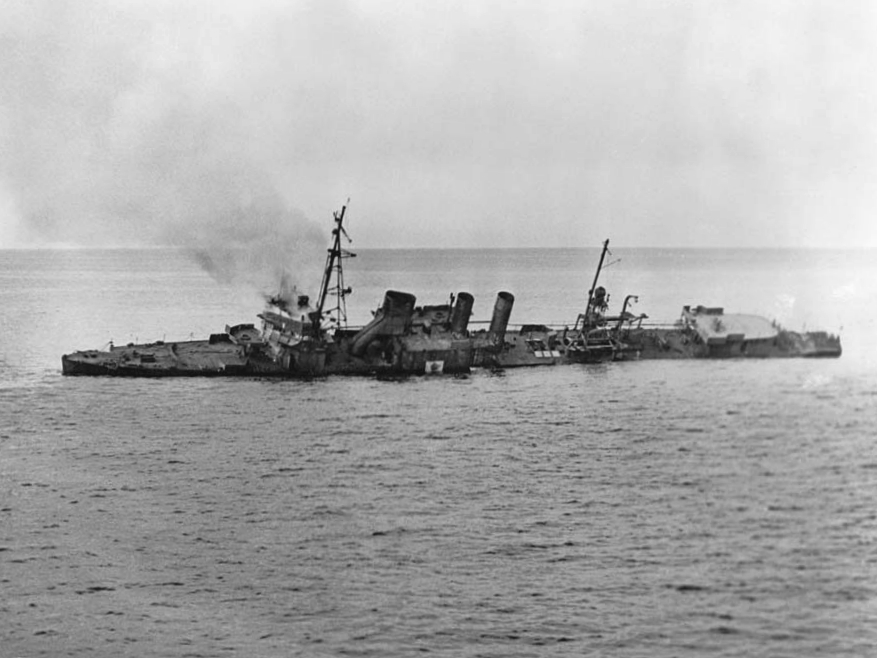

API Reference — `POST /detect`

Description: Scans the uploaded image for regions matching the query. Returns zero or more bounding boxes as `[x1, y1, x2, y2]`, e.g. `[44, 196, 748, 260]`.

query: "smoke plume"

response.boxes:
[0, 0, 327, 294]
[1, 0, 875, 250]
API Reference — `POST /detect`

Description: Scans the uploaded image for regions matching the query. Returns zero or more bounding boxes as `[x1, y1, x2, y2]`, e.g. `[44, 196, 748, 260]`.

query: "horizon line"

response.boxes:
[2, 243, 875, 252]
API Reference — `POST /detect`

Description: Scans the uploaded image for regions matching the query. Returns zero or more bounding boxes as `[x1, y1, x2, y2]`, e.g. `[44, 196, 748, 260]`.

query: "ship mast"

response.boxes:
[584, 239, 610, 325]
[314, 203, 355, 336]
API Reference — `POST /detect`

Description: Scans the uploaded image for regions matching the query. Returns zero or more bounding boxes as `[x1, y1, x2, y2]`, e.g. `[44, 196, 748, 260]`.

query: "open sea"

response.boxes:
[2, 246, 876, 657]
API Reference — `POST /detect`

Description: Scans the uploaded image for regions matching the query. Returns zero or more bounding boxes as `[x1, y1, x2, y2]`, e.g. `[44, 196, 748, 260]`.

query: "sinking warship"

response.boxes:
[61, 206, 841, 378]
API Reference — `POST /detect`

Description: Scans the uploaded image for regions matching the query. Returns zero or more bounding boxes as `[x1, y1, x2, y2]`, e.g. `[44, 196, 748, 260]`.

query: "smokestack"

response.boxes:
[349, 290, 417, 356]
[489, 291, 515, 344]
[450, 292, 474, 334]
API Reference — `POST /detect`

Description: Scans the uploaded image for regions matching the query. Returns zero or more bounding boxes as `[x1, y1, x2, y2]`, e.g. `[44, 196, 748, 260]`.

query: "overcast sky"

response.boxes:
[1, 0, 875, 250]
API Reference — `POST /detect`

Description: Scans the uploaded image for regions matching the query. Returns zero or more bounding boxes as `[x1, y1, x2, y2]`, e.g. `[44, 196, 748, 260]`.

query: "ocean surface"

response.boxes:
[2, 246, 876, 657]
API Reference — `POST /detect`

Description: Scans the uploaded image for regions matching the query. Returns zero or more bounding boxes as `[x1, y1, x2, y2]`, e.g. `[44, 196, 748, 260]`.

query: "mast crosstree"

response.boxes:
[314, 202, 355, 335]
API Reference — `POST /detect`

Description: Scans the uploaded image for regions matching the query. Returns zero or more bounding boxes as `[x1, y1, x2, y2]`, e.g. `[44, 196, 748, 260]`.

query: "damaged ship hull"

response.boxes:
[61, 288, 513, 378]
[61, 297, 841, 379]
[60, 207, 841, 378]
[621, 305, 842, 360]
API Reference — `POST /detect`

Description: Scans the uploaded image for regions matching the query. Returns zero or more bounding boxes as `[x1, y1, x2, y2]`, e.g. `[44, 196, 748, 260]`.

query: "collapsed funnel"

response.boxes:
[350, 290, 417, 356]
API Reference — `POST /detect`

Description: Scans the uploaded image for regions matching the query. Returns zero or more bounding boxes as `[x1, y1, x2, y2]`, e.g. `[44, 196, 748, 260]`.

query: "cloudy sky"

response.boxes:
[1, 0, 875, 250]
